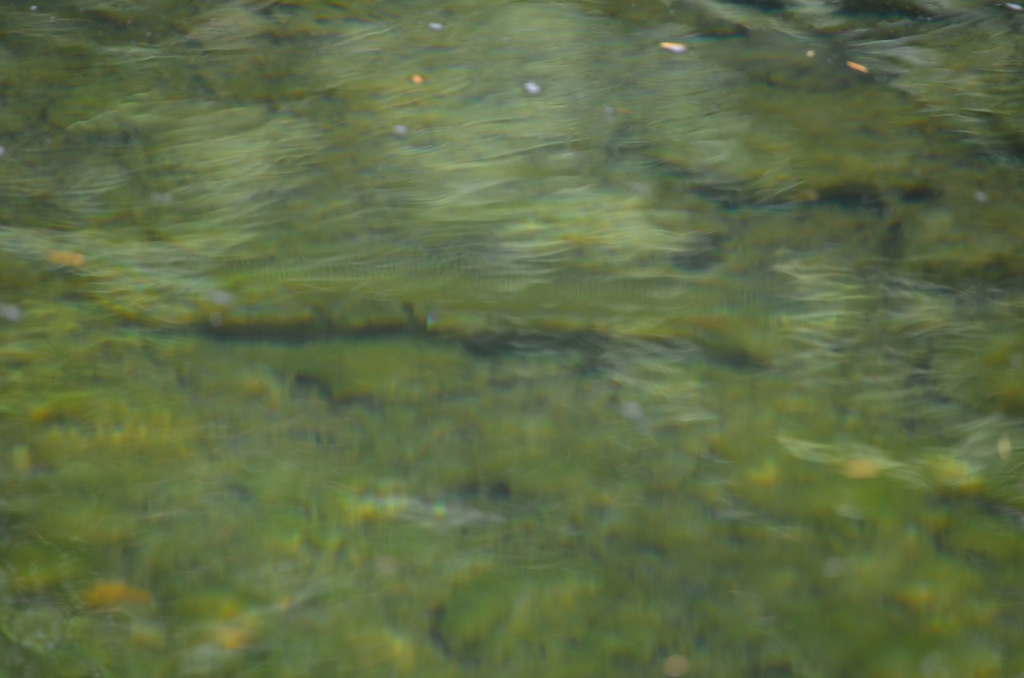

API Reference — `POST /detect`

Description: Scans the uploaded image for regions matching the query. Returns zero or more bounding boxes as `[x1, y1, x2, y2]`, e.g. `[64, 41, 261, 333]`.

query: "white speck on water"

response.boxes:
[427, 22, 444, 30]
[974, 190, 988, 203]
[208, 289, 235, 307]
[620, 401, 645, 421]
[392, 124, 409, 137]
[0, 304, 22, 322]
[620, 400, 652, 434]
[523, 81, 542, 96]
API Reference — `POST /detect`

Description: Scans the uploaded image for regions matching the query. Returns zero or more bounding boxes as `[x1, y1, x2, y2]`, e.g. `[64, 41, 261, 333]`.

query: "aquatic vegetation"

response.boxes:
[847, 13, 1024, 159]
[3, 0, 1024, 677]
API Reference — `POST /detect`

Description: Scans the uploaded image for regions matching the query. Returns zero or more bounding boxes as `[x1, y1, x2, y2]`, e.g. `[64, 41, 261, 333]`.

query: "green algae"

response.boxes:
[3, 0, 1024, 677]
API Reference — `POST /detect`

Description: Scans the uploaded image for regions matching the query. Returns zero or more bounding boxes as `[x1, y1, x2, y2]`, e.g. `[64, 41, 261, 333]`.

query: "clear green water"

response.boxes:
[2, 1, 1024, 676]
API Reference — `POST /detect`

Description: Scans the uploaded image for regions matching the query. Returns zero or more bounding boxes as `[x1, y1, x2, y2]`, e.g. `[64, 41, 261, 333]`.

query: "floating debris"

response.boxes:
[659, 41, 687, 53]
[45, 249, 85, 268]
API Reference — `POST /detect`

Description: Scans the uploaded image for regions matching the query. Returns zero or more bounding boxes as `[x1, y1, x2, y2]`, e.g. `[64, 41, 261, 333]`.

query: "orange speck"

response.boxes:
[409, 74, 425, 84]
[659, 41, 687, 53]
[842, 458, 881, 479]
[845, 61, 869, 74]
[82, 580, 153, 608]
[46, 249, 86, 268]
